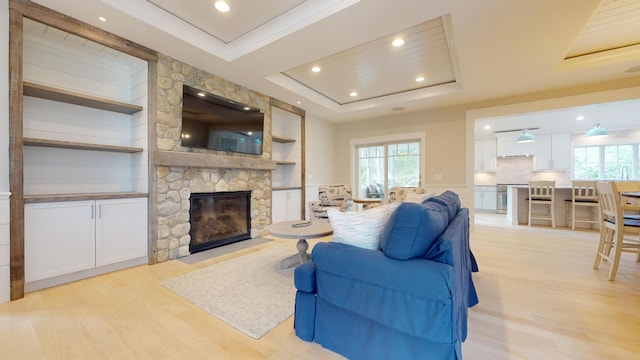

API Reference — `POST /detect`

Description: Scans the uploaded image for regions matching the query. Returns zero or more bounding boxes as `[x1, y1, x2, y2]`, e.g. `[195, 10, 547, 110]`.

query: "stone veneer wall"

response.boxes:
[155, 54, 272, 262]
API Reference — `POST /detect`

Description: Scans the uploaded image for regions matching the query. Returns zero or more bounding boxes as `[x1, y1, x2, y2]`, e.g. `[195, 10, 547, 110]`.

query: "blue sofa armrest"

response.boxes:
[294, 260, 316, 293]
[294, 260, 317, 341]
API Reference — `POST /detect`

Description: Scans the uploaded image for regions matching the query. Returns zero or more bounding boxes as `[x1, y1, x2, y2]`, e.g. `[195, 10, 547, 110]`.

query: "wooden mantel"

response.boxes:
[155, 150, 277, 170]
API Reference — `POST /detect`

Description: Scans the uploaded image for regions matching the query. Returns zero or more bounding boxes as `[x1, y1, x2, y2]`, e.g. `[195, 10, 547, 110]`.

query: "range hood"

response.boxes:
[494, 132, 535, 157]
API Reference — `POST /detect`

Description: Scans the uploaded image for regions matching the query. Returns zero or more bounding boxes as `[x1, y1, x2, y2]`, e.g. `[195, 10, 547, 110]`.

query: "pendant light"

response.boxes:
[586, 106, 609, 138]
[586, 122, 608, 137]
[516, 128, 535, 143]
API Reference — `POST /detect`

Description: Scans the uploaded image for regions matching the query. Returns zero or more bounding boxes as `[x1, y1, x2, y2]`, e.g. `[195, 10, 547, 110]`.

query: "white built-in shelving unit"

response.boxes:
[20, 18, 150, 291]
[271, 106, 304, 222]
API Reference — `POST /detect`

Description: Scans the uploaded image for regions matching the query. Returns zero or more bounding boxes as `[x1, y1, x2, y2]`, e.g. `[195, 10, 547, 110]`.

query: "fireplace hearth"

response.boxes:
[189, 191, 251, 254]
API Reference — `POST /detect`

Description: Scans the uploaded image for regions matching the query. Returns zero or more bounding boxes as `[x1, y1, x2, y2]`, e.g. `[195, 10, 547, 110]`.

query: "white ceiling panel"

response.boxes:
[282, 16, 457, 105]
[566, 0, 640, 58]
[147, 0, 307, 43]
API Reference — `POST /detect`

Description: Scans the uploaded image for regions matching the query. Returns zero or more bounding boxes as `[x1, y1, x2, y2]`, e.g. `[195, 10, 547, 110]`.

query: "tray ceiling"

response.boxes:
[32, 0, 640, 123]
[147, 0, 307, 44]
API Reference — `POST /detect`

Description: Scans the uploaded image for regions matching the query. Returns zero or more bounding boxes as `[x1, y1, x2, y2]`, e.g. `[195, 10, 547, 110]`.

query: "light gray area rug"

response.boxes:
[162, 243, 297, 339]
[178, 237, 272, 265]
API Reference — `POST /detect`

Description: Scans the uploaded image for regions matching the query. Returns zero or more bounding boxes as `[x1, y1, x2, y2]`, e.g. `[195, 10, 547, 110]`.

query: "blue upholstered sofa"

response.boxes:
[293, 191, 478, 360]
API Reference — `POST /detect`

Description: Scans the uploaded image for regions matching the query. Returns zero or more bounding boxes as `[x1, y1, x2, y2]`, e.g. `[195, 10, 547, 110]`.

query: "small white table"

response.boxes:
[267, 220, 333, 268]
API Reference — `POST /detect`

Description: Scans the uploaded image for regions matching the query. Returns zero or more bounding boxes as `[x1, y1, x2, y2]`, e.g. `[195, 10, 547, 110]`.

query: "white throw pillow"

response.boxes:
[327, 202, 400, 250]
[403, 191, 435, 203]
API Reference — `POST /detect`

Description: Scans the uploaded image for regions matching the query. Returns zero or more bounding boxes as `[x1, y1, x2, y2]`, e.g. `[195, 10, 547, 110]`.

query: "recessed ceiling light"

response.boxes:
[243, 107, 250, 111]
[98, 16, 107, 22]
[392, 38, 405, 47]
[215, 1, 230, 13]
[576, 115, 585, 121]
[416, 76, 425, 82]
[484, 125, 491, 130]
[311, 66, 321, 73]
[197, 92, 205, 97]
[297, 101, 301, 104]
[350, 91, 358, 97]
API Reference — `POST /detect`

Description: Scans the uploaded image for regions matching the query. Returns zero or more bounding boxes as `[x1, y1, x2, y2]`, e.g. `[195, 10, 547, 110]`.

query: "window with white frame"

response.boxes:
[356, 140, 421, 200]
[574, 143, 638, 180]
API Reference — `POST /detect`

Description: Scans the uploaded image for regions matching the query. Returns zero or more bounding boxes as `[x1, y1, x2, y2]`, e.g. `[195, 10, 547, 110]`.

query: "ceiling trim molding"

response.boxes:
[266, 72, 462, 114]
[101, 0, 360, 61]
[557, 43, 640, 72]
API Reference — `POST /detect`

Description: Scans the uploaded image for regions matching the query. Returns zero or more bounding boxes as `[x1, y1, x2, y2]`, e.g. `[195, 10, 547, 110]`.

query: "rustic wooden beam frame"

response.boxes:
[8, 6, 25, 301]
[269, 98, 306, 220]
[8, 0, 159, 299]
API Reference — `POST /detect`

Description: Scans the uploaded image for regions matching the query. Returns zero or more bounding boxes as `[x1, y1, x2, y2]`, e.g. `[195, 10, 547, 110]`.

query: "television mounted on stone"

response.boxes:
[180, 85, 264, 155]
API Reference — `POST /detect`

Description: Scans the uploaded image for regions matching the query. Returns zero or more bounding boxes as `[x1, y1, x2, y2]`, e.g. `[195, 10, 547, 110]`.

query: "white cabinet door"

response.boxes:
[272, 190, 302, 223]
[533, 134, 552, 170]
[483, 189, 497, 210]
[474, 186, 497, 211]
[533, 133, 570, 170]
[474, 189, 484, 210]
[287, 189, 302, 221]
[482, 139, 497, 171]
[551, 133, 570, 170]
[272, 190, 288, 224]
[474, 139, 497, 172]
[95, 198, 148, 267]
[25, 201, 96, 282]
[474, 140, 483, 171]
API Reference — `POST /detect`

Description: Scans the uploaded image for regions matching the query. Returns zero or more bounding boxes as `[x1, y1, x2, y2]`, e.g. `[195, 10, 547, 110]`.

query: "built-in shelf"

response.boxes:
[23, 137, 144, 153]
[276, 161, 296, 165]
[272, 135, 296, 143]
[24, 192, 148, 203]
[23, 81, 143, 115]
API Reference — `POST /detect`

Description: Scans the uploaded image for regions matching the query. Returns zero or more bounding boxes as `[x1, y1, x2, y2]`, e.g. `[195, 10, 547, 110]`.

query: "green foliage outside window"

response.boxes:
[574, 144, 637, 180]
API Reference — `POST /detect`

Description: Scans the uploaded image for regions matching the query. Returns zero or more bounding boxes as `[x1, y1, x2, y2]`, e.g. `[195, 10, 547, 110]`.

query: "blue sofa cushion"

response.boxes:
[426, 190, 460, 221]
[312, 242, 456, 344]
[380, 202, 450, 260]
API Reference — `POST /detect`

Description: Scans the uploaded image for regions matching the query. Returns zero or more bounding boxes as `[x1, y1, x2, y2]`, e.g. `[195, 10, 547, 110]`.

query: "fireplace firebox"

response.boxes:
[189, 191, 251, 253]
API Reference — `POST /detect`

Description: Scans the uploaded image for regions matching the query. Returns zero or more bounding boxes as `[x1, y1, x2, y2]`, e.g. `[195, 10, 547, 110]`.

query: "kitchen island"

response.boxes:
[507, 185, 598, 229]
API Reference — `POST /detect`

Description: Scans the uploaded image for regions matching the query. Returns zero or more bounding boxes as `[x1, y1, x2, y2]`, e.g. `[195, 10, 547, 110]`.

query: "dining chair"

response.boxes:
[565, 180, 599, 230]
[613, 181, 640, 220]
[528, 180, 556, 228]
[594, 181, 640, 281]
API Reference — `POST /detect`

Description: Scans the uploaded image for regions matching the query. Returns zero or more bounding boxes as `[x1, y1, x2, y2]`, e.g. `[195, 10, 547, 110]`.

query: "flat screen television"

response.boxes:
[180, 85, 264, 155]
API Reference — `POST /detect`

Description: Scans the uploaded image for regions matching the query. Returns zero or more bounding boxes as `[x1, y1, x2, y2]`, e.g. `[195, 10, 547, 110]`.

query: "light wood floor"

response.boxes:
[1, 217, 639, 359]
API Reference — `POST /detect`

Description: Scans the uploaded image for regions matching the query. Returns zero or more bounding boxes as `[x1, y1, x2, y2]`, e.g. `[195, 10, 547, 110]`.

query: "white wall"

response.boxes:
[333, 106, 472, 209]
[304, 114, 336, 217]
[1, 0, 11, 303]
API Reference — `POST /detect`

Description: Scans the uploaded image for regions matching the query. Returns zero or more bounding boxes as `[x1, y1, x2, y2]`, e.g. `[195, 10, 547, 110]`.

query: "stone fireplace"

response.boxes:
[154, 54, 273, 262]
[189, 191, 251, 253]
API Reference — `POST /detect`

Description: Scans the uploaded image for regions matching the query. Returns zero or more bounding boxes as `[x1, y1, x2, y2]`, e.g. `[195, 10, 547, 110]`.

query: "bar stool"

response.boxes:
[565, 180, 599, 230]
[528, 180, 556, 228]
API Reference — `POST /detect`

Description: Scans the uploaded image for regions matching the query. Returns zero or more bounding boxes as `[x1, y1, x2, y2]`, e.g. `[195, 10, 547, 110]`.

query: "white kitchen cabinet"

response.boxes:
[496, 134, 535, 157]
[25, 198, 148, 283]
[474, 139, 497, 172]
[272, 189, 302, 223]
[474, 186, 497, 212]
[533, 133, 570, 171]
